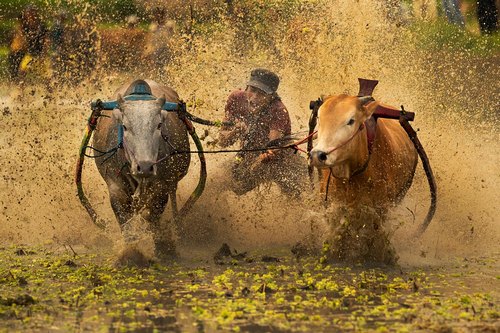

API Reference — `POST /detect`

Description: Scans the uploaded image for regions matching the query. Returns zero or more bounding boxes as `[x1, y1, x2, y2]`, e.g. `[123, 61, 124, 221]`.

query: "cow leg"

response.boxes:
[108, 182, 134, 227]
[146, 190, 176, 259]
[169, 186, 178, 218]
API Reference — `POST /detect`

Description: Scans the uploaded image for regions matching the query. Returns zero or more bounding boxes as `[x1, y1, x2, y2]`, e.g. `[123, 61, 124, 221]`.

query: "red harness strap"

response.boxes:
[364, 117, 377, 154]
[364, 104, 416, 154]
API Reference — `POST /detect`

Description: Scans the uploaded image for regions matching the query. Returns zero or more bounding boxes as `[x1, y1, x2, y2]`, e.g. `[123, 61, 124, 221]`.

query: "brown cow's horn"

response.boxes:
[358, 96, 375, 106]
[357, 78, 379, 97]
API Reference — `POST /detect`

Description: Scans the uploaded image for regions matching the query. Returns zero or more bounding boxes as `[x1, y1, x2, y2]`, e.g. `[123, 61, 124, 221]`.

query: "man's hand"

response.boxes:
[253, 130, 286, 164]
[233, 121, 248, 135]
[250, 150, 276, 172]
[219, 120, 247, 147]
[258, 150, 275, 163]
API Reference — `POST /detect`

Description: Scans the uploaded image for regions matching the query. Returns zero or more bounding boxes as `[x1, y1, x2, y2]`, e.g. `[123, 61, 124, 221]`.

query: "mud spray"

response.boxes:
[0, 0, 498, 266]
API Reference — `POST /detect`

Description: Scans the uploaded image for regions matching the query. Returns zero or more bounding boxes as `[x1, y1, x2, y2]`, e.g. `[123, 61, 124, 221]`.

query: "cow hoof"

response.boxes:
[115, 246, 151, 268]
[154, 241, 178, 261]
[155, 250, 178, 262]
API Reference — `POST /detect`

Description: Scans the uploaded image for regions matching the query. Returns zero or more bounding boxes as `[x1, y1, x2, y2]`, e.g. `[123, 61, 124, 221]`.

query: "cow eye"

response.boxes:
[347, 118, 355, 126]
[157, 123, 162, 130]
[122, 125, 127, 131]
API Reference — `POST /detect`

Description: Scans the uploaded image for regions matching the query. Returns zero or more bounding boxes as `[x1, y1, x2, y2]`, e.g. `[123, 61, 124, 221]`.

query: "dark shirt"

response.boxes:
[223, 90, 291, 153]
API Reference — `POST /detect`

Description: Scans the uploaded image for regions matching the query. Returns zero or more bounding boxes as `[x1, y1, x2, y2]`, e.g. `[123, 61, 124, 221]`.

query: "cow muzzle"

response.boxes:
[132, 160, 157, 177]
[309, 149, 329, 168]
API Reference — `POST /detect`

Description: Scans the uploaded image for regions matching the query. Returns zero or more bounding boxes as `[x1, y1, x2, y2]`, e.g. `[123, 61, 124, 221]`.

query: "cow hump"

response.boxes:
[125, 80, 152, 96]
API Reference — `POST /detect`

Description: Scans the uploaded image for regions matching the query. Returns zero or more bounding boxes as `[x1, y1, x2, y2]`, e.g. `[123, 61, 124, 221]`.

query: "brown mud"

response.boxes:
[0, 0, 499, 331]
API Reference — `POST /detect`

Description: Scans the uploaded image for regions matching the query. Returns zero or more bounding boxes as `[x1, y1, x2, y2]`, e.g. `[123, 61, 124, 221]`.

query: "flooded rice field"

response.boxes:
[0, 245, 498, 332]
[0, 0, 499, 331]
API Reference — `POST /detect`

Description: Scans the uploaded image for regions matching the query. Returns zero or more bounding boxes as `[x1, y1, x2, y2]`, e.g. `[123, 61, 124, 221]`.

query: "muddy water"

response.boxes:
[0, 0, 498, 331]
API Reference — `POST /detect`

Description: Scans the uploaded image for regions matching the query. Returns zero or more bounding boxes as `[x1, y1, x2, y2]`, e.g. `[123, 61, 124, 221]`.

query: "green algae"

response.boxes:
[0, 246, 498, 332]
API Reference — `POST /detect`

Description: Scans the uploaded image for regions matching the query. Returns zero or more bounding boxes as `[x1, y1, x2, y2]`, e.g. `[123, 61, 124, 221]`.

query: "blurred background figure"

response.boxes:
[8, 5, 48, 82]
[123, 14, 147, 71]
[146, 6, 176, 75]
[52, 12, 98, 85]
[50, 10, 69, 82]
[442, 0, 465, 27]
[477, 0, 499, 34]
[413, 0, 438, 21]
[98, 13, 146, 73]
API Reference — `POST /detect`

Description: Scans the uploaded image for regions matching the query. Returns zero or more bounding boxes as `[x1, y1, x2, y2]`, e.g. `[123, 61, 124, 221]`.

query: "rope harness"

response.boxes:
[76, 78, 436, 238]
[76, 95, 312, 230]
[324, 123, 365, 155]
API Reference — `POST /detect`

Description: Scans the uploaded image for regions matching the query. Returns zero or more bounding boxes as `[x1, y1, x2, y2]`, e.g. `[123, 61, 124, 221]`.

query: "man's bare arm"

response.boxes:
[256, 129, 286, 163]
[268, 129, 283, 142]
[219, 122, 248, 147]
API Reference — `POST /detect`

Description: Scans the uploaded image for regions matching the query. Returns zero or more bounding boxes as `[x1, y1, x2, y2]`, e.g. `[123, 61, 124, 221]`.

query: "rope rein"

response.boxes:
[83, 126, 315, 163]
[324, 124, 365, 155]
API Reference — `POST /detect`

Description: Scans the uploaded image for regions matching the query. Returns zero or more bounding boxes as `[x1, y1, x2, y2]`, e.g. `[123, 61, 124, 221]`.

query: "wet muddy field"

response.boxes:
[0, 245, 498, 332]
[1, 0, 499, 331]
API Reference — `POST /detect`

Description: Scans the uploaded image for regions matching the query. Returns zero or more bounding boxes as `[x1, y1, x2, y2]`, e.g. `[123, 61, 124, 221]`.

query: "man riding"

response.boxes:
[219, 68, 306, 197]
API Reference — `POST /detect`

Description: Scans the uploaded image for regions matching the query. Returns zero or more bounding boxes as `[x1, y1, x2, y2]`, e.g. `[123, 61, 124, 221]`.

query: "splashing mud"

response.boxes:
[0, 0, 498, 267]
[0, 1, 499, 331]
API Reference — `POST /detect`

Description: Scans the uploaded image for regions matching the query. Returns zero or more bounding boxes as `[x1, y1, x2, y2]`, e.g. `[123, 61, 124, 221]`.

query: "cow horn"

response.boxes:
[358, 96, 375, 106]
[157, 94, 166, 108]
[117, 94, 125, 106]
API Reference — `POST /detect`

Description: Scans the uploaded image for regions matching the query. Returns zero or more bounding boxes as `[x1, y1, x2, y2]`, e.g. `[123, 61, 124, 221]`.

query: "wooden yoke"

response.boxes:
[357, 78, 379, 97]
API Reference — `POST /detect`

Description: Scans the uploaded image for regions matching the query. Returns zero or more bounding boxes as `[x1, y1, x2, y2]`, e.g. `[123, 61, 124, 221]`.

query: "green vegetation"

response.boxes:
[0, 246, 498, 332]
[410, 18, 500, 56]
[0, 0, 138, 21]
[0, 19, 15, 45]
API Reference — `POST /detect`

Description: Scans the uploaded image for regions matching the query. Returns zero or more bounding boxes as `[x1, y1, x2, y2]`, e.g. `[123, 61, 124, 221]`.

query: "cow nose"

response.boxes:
[310, 150, 328, 163]
[136, 161, 156, 176]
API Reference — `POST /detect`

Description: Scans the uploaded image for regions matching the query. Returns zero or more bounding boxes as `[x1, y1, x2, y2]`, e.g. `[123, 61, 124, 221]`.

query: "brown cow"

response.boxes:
[309, 95, 418, 264]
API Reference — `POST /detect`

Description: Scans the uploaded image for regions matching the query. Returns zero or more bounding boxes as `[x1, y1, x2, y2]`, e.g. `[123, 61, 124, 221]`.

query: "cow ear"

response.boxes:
[157, 94, 166, 109]
[362, 100, 378, 119]
[161, 110, 169, 123]
[112, 108, 122, 122]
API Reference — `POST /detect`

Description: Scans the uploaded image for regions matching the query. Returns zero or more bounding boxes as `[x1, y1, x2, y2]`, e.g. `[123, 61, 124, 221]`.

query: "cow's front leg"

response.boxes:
[169, 186, 178, 218]
[146, 188, 176, 259]
[107, 181, 134, 227]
